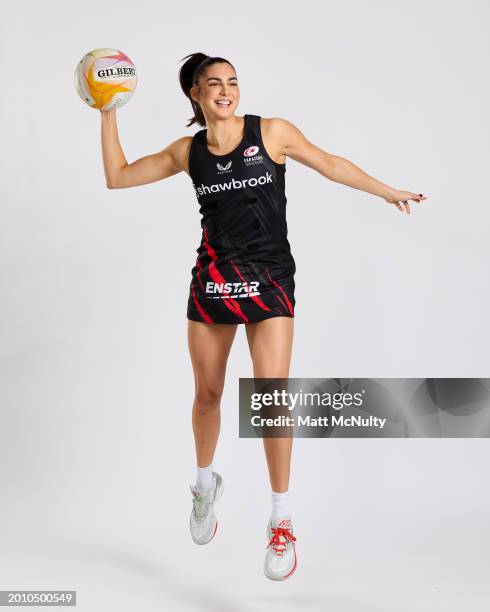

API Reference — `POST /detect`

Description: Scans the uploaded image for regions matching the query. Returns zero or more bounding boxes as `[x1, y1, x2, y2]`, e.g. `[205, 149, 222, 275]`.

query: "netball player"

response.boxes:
[100, 52, 426, 580]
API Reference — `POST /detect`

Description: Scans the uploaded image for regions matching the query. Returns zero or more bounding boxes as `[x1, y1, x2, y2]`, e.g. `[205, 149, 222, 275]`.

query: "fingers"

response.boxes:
[392, 200, 410, 214]
[400, 192, 427, 212]
[387, 191, 427, 214]
[400, 192, 427, 203]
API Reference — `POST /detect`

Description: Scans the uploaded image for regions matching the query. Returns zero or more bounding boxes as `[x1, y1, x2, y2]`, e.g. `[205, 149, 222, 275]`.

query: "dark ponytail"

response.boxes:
[179, 52, 235, 128]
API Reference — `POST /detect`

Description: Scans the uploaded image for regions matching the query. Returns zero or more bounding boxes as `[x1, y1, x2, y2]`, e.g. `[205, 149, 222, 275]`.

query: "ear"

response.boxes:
[189, 84, 200, 104]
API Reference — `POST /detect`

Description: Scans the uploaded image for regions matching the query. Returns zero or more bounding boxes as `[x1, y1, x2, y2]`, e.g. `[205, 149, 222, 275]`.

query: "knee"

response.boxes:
[194, 385, 223, 413]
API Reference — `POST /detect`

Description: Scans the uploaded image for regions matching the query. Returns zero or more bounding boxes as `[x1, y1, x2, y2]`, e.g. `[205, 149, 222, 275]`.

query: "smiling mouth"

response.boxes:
[215, 100, 232, 107]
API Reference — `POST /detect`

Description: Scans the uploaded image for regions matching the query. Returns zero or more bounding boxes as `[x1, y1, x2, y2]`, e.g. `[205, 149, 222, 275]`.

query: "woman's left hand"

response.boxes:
[384, 190, 427, 214]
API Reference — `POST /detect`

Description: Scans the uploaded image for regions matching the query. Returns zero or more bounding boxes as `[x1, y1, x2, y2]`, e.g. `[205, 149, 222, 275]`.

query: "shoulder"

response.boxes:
[260, 117, 301, 140]
[165, 135, 195, 174]
[260, 116, 303, 143]
[171, 135, 194, 150]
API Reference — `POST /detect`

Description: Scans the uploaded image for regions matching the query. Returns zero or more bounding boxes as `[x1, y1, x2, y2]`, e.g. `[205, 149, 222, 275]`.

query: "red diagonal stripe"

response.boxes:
[196, 258, 206, 293]
[266, 269, 294, 316]
[191, 283, 213, 323]
[276, 294, 288, 312]
[203, 227, 249, 323]
[229, 258, 271, 312]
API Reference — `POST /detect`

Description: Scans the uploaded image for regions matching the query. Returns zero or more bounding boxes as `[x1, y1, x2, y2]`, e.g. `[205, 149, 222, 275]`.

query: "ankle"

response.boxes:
[271, 489, 290, 519]
[195, 462, 214, 493]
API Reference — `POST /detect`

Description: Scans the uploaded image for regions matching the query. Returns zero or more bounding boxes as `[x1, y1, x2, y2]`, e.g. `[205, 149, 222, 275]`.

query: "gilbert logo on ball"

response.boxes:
[74, 48, 137, 110]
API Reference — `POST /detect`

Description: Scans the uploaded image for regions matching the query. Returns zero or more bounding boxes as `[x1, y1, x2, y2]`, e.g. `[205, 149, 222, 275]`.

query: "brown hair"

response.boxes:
[178, 52, 236, 128]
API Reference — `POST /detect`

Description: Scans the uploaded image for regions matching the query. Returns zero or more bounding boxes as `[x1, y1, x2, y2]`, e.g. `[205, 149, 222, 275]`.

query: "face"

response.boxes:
[190, 62, 240, 120]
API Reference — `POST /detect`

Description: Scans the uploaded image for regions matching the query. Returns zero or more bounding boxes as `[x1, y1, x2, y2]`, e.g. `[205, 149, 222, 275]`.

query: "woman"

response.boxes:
[100, 52, 426, 581]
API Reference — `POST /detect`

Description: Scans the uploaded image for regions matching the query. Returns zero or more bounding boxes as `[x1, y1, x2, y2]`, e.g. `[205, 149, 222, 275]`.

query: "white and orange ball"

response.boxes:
[74, 48, 137, 110]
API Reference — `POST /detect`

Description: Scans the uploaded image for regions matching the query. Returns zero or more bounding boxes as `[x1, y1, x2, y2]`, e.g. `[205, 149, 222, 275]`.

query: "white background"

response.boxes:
[1, 0, 489, 610]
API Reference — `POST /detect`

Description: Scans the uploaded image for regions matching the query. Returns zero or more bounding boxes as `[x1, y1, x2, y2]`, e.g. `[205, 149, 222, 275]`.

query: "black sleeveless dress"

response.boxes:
[187, 113, 296, 324]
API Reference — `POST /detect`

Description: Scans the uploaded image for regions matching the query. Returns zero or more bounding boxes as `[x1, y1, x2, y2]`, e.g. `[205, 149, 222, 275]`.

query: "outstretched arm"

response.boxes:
[100, 109, 190, 189]
[271, 118, 427, 214]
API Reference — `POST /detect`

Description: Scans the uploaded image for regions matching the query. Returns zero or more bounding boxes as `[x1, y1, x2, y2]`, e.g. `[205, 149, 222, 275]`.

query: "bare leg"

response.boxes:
[188, 320, 238, 467]
[245, 317, 294, 492]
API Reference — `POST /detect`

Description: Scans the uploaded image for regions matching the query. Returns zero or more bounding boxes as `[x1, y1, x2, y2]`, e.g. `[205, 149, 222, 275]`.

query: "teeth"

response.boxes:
[216, 100, 231, 105]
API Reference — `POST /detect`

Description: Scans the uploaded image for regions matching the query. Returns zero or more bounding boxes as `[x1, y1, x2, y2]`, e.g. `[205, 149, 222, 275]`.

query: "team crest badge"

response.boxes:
[244, 146, 259, 157]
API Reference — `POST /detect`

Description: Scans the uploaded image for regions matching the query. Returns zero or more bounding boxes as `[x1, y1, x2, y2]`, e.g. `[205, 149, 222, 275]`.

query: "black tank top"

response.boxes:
[187, 113, 296, 323]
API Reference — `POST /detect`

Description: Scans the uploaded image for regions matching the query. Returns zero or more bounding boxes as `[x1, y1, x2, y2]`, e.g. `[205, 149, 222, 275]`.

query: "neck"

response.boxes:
[205, 115, 245, 150]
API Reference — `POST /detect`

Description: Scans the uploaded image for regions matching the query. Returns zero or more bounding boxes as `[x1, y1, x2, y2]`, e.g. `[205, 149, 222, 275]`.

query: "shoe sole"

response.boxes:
[264, 549, 297, 581]
[190, 516, 218, 545]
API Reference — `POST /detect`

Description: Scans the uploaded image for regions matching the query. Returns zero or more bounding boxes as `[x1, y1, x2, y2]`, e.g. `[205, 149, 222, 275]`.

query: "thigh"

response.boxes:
[245, 317, 294, 378]
[187, 321, 238, 395]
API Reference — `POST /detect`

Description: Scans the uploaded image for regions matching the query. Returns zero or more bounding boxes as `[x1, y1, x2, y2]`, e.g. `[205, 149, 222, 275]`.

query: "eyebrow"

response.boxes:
[206, 76, 238, 82]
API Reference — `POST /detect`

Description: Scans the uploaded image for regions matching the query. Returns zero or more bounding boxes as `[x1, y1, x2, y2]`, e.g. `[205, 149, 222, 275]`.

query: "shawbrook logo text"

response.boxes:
[193, 172, 273, 198]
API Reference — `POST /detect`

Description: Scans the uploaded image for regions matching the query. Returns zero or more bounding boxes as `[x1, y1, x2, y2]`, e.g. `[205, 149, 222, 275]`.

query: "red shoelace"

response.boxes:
[266, 527, 297, 556]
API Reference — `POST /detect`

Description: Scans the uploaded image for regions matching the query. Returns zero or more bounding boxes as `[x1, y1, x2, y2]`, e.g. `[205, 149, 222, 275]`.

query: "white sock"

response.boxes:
[271, 489, 290, 519]
[195, 463, 213, 493]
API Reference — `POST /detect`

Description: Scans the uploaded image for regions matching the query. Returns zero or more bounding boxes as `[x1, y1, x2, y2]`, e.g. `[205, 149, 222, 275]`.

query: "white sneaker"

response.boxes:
[263, 516, 297, 580]
[189, 471, 224, 545]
